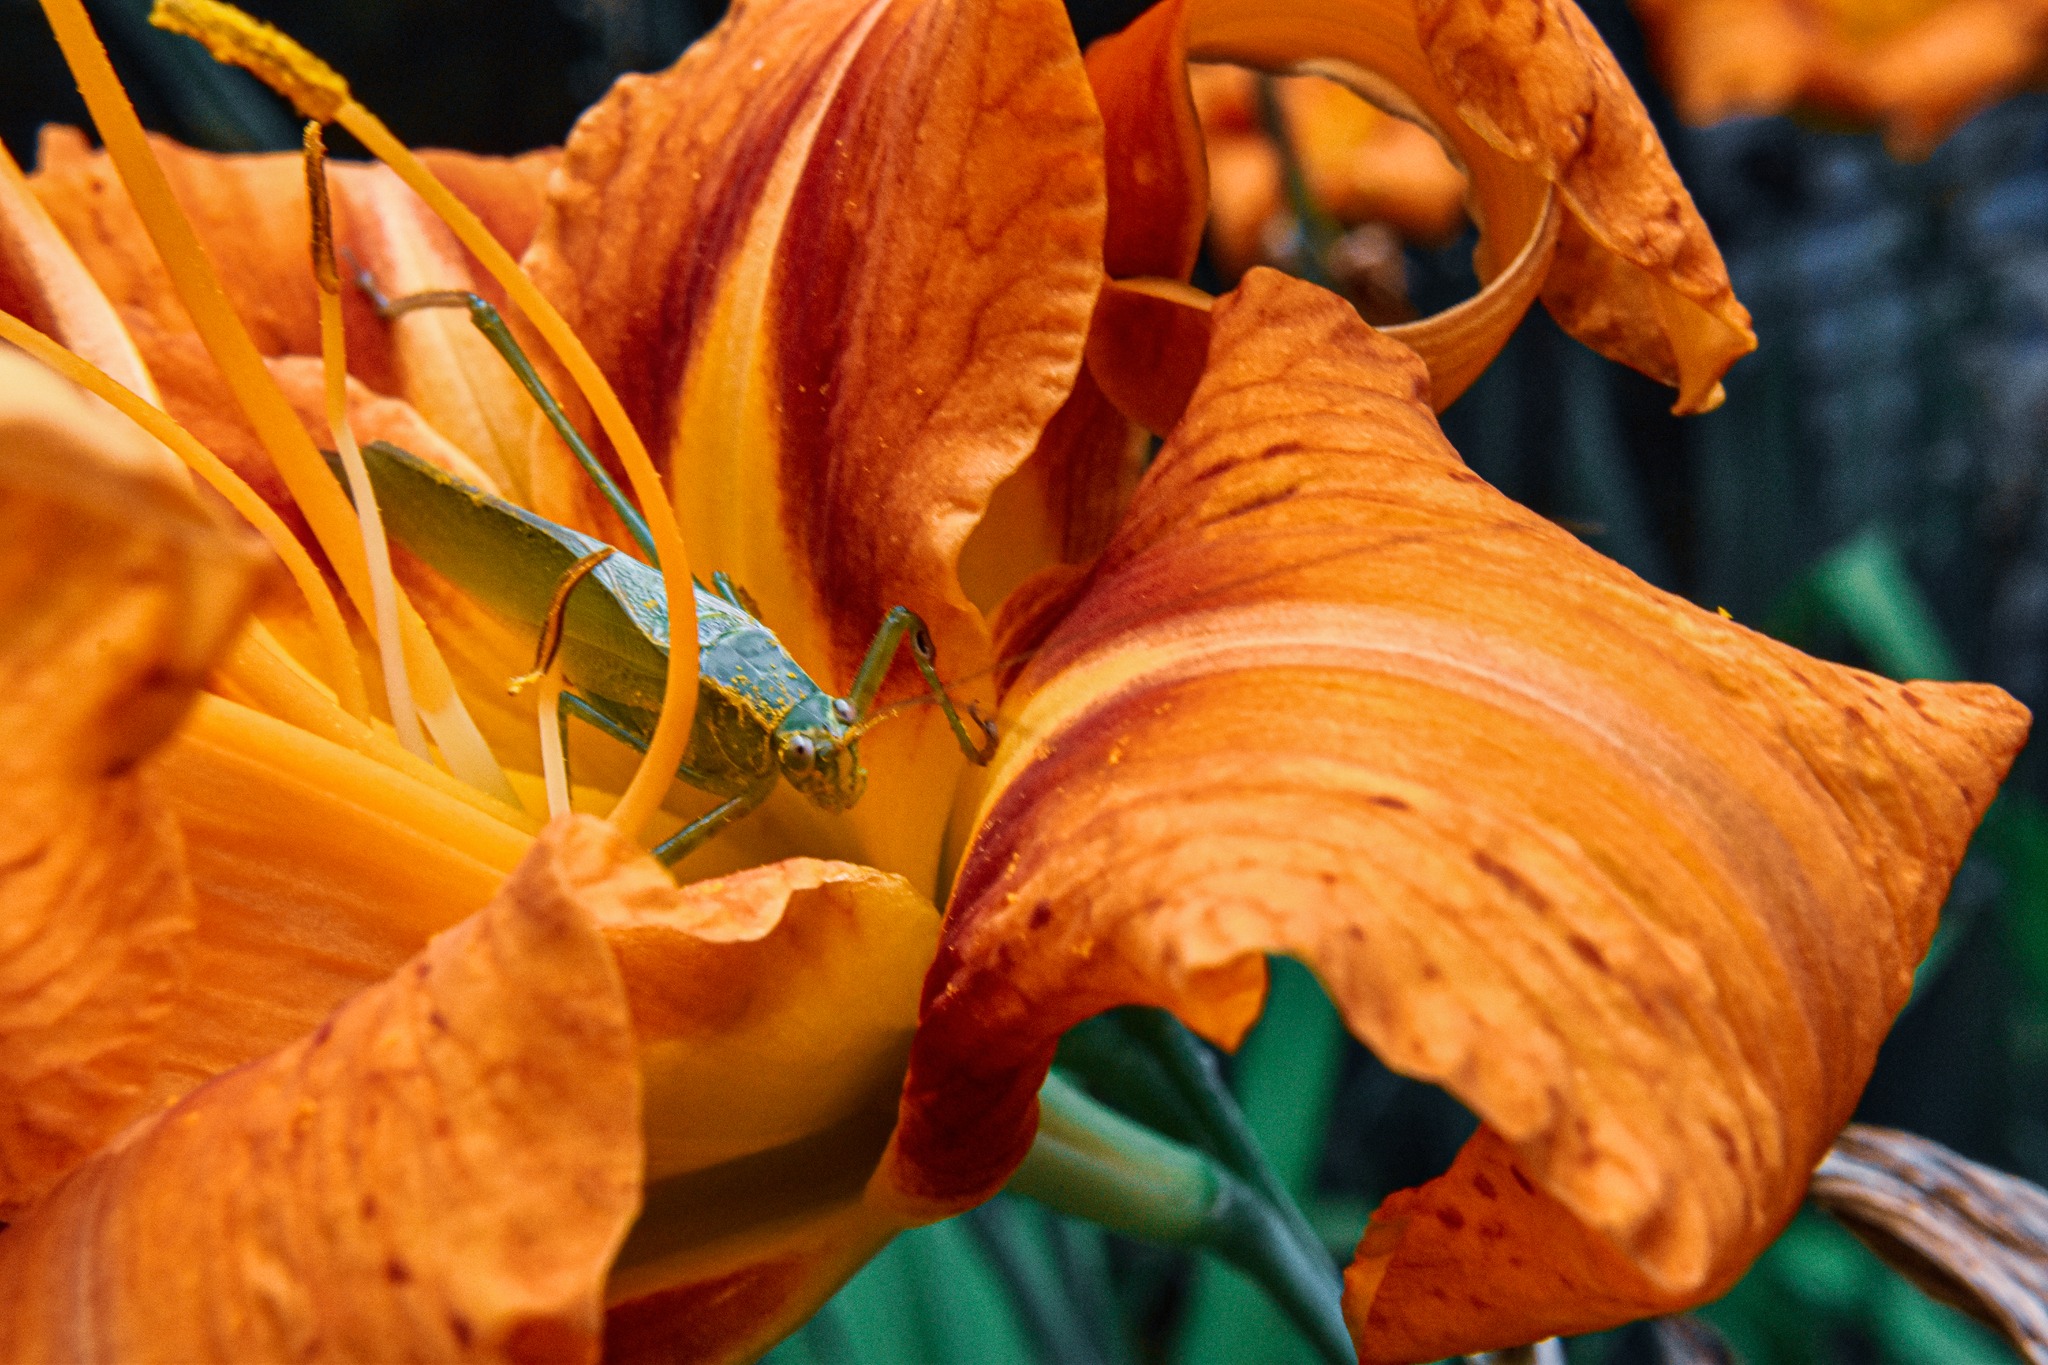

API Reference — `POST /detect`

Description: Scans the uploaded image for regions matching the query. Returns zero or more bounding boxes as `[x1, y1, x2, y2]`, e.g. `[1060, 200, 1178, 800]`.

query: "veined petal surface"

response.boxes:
[885, 271, 2029, 1359]
[0, 817, 642, 1364]
[1085, 0, 1755, 412]
[0, 349, 264, 1214]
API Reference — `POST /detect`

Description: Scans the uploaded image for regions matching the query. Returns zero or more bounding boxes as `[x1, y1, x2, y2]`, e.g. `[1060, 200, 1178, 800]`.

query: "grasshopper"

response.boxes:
[338, 278, 994, 865]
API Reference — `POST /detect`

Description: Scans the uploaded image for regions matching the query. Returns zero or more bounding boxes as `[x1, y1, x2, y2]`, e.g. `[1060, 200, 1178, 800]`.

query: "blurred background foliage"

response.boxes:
[6, 0, 2047, 1359]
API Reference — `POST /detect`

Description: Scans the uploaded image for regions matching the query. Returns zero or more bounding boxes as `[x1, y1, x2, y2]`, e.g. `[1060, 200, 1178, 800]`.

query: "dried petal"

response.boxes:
[883, 270, 2028, 1359]
[0, 815, 642, 1363]
[1812, 1124, 2048, 1362]
[0, 348, 264, 1212]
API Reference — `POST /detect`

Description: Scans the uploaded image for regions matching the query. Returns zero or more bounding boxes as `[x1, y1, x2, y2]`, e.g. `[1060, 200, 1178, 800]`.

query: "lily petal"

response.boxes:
[336, 163, 549, 504]
[144, 692, 528, 1109]
[521, 0, 1105, 785]
[1633, 0, 2048, 156]
[147, 706, 936, 1362]
[1085, 0, 1755, 412]
[0, 814, 643, 1363]
[885, 271, 2029, 1358]
[0, 140, 157, 402]
[0, 348, 264, 1213]
[587, 848, 940, 1363]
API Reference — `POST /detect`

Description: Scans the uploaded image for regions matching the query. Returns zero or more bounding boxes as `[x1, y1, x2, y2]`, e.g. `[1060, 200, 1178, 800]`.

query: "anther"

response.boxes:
[151, 0, 350, 123]
[302, 122, 339, 295]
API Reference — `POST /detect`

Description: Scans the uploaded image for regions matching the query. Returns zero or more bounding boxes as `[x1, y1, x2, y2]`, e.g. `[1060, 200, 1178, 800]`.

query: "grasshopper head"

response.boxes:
[774, 695, 866, 812]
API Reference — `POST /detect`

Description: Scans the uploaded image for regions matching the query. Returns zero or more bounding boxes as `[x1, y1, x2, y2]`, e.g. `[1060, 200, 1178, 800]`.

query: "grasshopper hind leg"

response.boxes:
[556, 692, 770, 866]
[650, 782, 774, 867]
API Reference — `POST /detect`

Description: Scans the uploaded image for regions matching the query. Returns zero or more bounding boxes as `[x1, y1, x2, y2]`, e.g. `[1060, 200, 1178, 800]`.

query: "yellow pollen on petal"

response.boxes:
[307, 122, 429, 762]
[0, 306, 369, 721]
[146, 0, 700, 849]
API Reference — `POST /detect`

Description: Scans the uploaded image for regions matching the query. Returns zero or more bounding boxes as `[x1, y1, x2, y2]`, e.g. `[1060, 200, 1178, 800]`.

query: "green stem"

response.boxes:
[1115, 1008, 1336, 1276]
[1010, 1072, 1356, 1365]
[1255, 75, 1339, 290]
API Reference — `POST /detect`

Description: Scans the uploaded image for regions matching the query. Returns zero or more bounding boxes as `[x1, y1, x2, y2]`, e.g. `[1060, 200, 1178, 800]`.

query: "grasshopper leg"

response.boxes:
[350, 266, 659, 566]
[557, 693, 766, 860]
[651, 781, 775, 867]
[845, 606, 998, 764]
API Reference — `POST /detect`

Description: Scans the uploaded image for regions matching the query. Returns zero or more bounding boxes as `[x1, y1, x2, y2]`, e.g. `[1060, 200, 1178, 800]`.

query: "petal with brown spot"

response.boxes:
[0, 349, 264, 1214]
[0, 814, 642, 1364]
[882, 270, 2028, 1359]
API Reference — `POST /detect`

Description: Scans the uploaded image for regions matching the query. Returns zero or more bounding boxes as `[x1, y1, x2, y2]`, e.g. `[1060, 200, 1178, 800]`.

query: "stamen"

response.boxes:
[306, 122, 429, 760]
[0, 306, 369, 721]
[39, 0, 518, 805]
[148, 0, 346, 123]
[147, 0, 699, 843]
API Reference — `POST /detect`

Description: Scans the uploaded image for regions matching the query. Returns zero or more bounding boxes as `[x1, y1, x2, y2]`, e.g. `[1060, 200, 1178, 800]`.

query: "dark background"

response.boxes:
[6, 0, 2044, 1359]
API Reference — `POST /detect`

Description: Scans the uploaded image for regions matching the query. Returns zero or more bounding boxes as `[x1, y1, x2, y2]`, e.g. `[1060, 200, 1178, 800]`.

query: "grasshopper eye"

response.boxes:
[784, 734, 816, 770]
[832, 698, 856, 724]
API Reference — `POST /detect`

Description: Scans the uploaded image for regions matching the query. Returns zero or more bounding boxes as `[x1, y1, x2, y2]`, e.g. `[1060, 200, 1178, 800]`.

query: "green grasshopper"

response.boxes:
[339, 275, 995, 866]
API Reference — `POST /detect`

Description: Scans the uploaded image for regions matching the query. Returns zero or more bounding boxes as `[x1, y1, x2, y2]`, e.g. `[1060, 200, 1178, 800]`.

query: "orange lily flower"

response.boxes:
[1631, 0, 2048, 156]
[0, 0, 2028, 1361]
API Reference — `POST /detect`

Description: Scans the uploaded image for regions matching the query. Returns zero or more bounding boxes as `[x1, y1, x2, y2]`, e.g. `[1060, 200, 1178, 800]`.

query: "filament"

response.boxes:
[0, 305, 371, 721]
[307, 123, 429, 760]
[148, 0, 699, 843]
[536, 670, 571, 821]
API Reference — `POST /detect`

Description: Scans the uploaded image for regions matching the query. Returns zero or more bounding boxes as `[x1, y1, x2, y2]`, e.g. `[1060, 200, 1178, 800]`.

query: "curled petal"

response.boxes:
[885, 271, 2028, 1358]
[595, 855, 939, 1182]
[522, 0, 1105, 713]
[0, 814, 642, 1363]
[1085, 0, 1755, 412]
[0, 349, 266, 1212]
[584, 848, 939, 1363]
